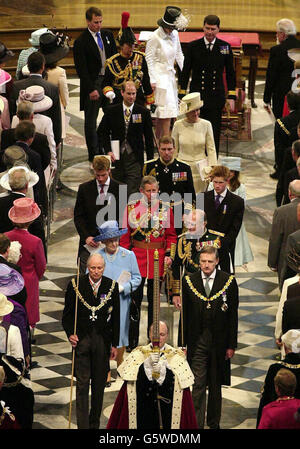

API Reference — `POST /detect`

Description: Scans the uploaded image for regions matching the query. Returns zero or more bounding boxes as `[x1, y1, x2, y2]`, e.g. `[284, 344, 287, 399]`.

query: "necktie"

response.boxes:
[215, 194, 221, 208]
[124, 107, 131, 124]
[207, 42, 213, 51]
[99, 184, 105, 203]
[96, 32, 103, 50]
[204, 277, 211, 297]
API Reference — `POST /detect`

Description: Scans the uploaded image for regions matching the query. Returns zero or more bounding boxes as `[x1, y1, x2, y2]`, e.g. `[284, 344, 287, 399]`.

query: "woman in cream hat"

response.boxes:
[171, 92, 217, 193]
[5, 198, 46, 330]
[0, 292, 24, 360]
[208, 156, 253, 269]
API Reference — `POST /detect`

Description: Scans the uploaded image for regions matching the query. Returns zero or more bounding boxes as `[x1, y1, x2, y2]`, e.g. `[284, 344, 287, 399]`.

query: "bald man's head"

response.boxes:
[87, 253, 105, 282]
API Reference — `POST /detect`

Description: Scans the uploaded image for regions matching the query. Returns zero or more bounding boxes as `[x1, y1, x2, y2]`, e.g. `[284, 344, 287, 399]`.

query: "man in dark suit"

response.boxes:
[99, 81, 154, 197]
[1, 99, 51, 171]
[181, 246, 239, 429]
[0, 233, 27, 308]
[268, 180, 300, 289]
[276, 139, 300, 206]
[282, 283, 300, 335]
[9, 51, 61, 147]
[264, 18, 300, 120]
[204, 165, 244, 273]
[74, 155, 123, 274]
[179, 15, 236, 155]
[73, 6, 117, 164]
[271, 91, 300, 180]
[62, 253, 120, 429]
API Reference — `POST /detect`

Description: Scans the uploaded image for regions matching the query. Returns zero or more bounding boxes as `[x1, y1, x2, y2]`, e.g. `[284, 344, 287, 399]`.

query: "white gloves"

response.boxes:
[105, 91, 116, 101]
[149, 352, 160, 365]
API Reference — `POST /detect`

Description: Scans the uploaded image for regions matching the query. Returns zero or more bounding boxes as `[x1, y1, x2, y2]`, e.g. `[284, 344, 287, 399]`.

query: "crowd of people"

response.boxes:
[0, 4, 300, 431]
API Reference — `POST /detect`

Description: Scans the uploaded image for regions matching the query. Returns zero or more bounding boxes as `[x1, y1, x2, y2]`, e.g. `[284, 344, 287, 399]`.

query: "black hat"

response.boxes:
[118, 12, 136, 46]
[39, 32, 69, 65]
[157, 6, 189, 30]
[0, 42, 14, 64]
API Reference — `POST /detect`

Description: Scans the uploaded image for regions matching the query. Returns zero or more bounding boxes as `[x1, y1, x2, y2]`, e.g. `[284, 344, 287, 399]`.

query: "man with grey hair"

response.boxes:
[62, 252, 120, 429]
[264, 18, 300, 119]
[268, 179, 300, 289]
[1, 101, 51, 171]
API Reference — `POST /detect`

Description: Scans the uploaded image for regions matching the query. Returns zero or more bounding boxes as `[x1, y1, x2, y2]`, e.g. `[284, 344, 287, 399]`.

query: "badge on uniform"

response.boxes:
[172, 172, 187, 182]
[132, 113, 142, 123]
[220, 45, 229, 55]
[221, 292, 228, 312]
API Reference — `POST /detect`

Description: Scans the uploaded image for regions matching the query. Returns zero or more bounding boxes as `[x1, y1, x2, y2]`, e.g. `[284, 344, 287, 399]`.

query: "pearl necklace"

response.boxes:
[105, 247, 119, 263]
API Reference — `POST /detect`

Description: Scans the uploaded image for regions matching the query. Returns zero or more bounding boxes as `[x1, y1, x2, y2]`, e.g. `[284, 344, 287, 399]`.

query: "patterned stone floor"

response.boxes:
[28, 77, 283, 430]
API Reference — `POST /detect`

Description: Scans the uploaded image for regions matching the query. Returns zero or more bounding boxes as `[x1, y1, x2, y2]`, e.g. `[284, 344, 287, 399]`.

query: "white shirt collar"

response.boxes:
[214, 188, 227, 198]
[204, 37, 216, 47]
[201, 269, 217, 280]
[88, 27, 100, 37]
[123, 102, 134, 113]
[96, 176, 110, 188]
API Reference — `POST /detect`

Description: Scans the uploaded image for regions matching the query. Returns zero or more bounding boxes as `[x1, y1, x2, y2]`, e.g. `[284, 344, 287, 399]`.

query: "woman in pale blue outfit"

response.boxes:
[208, 156, 254, 269]
[93, 221, 141, 386]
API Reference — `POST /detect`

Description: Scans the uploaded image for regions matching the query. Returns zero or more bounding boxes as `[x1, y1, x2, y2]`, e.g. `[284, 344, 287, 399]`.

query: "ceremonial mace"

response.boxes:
[68, 258, 80, 429]
[179, 266, 184, 349]
[152, 249, 164, 429]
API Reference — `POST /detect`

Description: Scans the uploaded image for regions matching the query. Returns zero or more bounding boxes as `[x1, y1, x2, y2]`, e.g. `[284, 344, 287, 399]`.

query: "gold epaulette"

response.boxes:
[208, 229, 225, 237]
[103, 85, 114, 95]
[134, 50, 146, 57]
[277, 118, 290, 136]
[144, 158, 157, 164]
[146, 92, 155, 105]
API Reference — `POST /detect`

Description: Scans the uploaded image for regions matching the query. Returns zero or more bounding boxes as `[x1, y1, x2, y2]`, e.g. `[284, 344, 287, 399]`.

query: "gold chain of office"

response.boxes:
[185, 275, 234, 303]
[71, 279, 116, 313]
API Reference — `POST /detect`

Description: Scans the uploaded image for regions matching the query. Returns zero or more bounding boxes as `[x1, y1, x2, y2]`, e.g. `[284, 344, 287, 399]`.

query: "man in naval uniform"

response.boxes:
[102, 12, 154, 107]
[181, 245, 239, 429]
[143, 135, 195, 232]
[179, 14, 236, 155]
[62, 253, 120, 429]
[120, 176, 177, 348]
[107, 320, 198, 429]
[171, 209, 222, 309]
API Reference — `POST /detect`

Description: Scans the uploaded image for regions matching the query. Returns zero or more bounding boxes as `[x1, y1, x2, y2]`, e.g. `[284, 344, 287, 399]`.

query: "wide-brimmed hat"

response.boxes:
[8, 197, 41, 224]
[218, 156, 242, 172]
[93, 220, 127, 242]
[0, 69, 11, 87]
[157, 6, 190, 30]
[0, 293, 14, 316]
[39, 32, 69, 64]
[178, 92, 203, 118]
[281, 329, 300, 353]
[0, 354, 31, 389]
[17, 85, 53, 113]
[0, 264, 24, 296]
[0, 42, 14, 64]
[288, 48, 300, 63]
[28, 27, 50, 47]
[0, 165, 39, 191]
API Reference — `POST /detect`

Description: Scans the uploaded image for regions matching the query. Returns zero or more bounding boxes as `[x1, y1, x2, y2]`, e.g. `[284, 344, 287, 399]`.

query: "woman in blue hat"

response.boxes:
[93, 220, 141, 386]
[208, 156, 253, 269]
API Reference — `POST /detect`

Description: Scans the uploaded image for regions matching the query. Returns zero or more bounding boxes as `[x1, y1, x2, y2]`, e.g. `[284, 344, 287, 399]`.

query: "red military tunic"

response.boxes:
[120, 199, 177, 279]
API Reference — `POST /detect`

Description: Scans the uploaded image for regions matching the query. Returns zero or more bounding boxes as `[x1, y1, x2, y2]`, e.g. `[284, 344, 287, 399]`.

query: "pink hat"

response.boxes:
[0, 69, 11, 87]
[8, 197, 41, 224]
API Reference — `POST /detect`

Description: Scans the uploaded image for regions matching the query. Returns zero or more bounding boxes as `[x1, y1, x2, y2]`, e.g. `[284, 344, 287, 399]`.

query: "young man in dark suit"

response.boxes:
[179, 15, 236, 155]
[73, 7, 117, 164]
[264, 18, 300, 120]
[181, 246, 239, 429]
[9, 52, 62, 147]
[204, 165, 244, 273]
[74, 156, 123, 274]
[99, 81, 154, 197]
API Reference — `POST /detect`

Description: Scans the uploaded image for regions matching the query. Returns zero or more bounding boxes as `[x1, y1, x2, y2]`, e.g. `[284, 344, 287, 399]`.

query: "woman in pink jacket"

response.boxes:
[5, 197, 46, 328]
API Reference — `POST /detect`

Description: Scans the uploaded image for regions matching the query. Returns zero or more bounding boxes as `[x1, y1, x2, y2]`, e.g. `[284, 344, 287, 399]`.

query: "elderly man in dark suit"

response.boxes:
[181, 245, 239, 429]
[268, 179, 300, 289]
[179, 14, 236, 155]
[74, 155, 123, 274]
[62, 253, 120, 429]
[204, 165, 244, 273]
[73, 6, 117, 165]
[9, 52, 61, 147]
[99, 81, 154, 197]
[264, 18, 300, 120]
